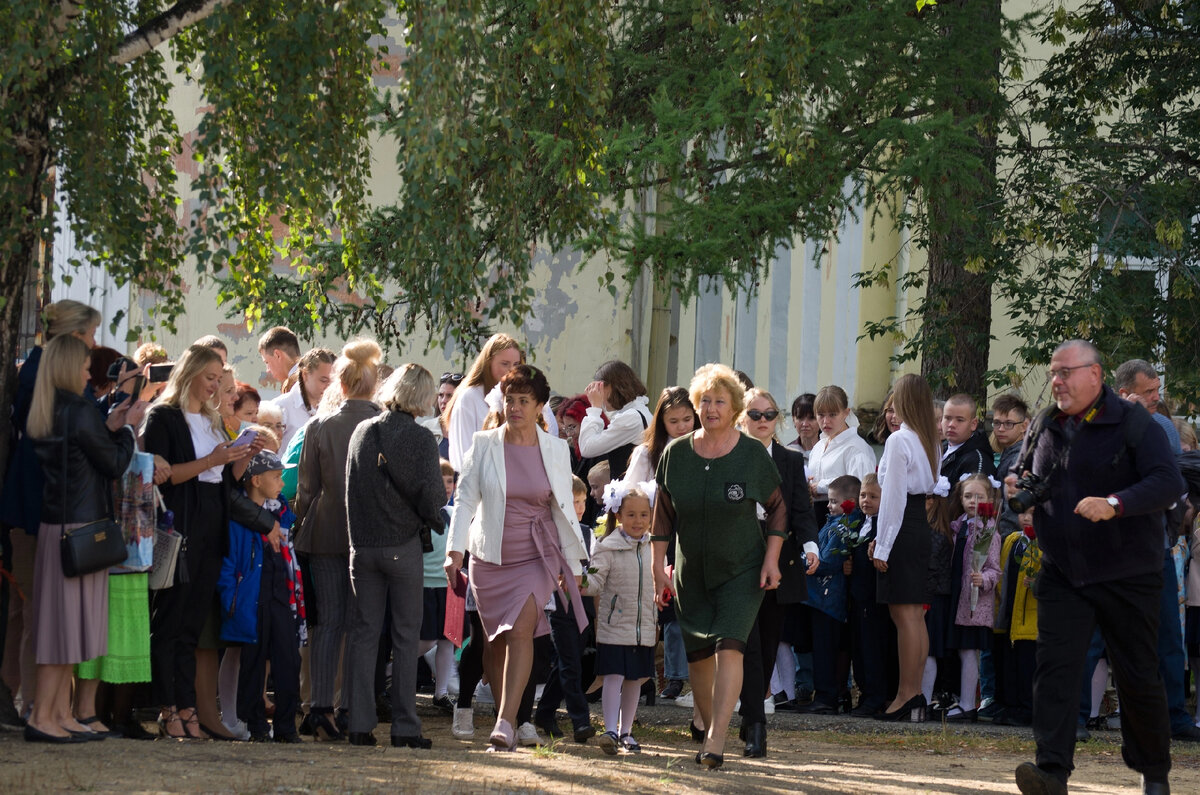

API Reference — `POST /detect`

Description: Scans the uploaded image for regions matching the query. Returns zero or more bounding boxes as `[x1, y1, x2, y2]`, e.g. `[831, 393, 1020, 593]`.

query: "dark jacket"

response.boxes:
[141, 403, 277, 553]
[927, 528, 954, 597]
[293, 399, 380, 555]
[941, 429, 996, 486]
[345, 410, 446, 549]
[772, 443, 820, 605]
[1, 346, 44, 531]
[996, 442, 1024, 537]
[1024, 384, 1184, 587]
[33, 389, 135, 525]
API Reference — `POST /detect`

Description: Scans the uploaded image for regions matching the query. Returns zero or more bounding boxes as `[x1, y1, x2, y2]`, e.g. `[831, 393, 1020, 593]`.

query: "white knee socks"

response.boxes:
[601, 675, 645, 737]
[922, 657, 937, 703]
[958, 649, 979, 712]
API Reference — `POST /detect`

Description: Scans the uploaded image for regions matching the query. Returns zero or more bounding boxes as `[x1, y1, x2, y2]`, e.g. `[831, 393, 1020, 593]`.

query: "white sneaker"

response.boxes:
[474, 682, 495, 705]
[516, 721, 543, 747]
[763, 697, 775, 715]
[674, 692, 694, 708]
[451, 707, 474, 739]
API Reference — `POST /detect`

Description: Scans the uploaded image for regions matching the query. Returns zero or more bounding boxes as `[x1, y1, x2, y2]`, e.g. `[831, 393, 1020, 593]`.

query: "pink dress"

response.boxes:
[470, 443, 560, 641]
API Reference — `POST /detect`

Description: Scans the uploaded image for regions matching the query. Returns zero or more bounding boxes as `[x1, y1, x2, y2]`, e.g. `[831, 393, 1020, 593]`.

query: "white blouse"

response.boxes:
[269, 383, 315, 453]
[624, 443, 653, 485]
[874, 423, 938, 563]
[807, 423, 877, 495]
[578, 396, 652, 460]
[184, 411, 226, 484]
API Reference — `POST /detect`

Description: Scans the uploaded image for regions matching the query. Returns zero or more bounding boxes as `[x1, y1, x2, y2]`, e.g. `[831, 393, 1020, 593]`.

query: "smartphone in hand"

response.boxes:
[230, 428, 258, 448]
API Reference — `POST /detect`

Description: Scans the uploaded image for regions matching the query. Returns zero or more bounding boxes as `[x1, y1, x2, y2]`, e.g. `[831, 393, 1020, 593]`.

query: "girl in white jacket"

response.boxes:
[586, 481, 657, 755]
[578, 360, 652, 479]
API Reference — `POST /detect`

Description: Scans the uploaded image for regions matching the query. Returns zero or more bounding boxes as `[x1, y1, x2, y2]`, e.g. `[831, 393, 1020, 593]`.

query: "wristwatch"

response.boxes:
[1105, 495, 1122, 516]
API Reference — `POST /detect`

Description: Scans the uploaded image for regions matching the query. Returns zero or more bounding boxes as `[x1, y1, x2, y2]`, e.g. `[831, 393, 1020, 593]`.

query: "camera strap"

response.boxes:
[1015, 395, 1105, 479]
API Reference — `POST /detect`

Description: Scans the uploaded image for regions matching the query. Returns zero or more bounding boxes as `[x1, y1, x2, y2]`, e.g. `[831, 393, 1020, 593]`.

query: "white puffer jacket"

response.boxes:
[585, 529, 656, 648]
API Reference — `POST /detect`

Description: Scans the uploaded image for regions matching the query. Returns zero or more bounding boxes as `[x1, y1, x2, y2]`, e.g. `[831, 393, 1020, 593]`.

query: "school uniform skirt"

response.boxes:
[877, 494, 932, 605]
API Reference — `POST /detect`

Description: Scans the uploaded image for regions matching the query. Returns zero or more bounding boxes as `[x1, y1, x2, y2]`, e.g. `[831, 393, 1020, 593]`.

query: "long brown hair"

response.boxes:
[443, 333, 522, 431]
[297, 348, 336, 410]
[891, 373, 940, 483]
[644, 386, 698, 471]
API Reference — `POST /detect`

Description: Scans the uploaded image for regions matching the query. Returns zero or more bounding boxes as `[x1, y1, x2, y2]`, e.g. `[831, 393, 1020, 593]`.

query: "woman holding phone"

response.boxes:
[142, 345, 281, 739]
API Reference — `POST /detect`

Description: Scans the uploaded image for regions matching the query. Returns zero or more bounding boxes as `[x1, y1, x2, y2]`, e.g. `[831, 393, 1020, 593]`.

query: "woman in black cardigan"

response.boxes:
[142, 345, 279, 739]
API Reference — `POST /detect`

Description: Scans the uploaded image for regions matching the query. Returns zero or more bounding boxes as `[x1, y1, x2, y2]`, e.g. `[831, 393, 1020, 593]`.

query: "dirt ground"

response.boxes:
[3, 701, 1200, 794]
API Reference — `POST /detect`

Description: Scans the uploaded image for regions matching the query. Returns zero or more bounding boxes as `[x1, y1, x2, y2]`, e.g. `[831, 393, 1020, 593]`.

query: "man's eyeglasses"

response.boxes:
[1047, 363, 1094, 381]
[746, 409, 780, 421]
[993, 419, 1025, 430]
[441, 372, 464, 385]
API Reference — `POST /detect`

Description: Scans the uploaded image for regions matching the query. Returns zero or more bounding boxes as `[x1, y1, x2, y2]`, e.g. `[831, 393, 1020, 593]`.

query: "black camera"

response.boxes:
[1008, 473, 1052, 514]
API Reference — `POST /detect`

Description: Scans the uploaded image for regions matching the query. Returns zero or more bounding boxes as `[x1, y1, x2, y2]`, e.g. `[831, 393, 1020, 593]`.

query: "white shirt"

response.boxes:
[578, 396, 652, 460]
[184, 411, 226, 484]
[874, 423, 938, 563]
[807, 423, 877, 495]
[624, 443, 653, 485]
[269, 383, 315, 453]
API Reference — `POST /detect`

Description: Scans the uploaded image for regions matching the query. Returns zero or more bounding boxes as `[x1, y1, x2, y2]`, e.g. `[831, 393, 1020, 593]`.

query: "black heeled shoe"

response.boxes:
[877, 694, 926, 723]
[700, 751, 724, 769]
[24, 724, 86, 744]
[392, 734, 432, 749]
[348, 732, 377, 746]
[742, 721, 766, 758]
[310, 709, 345, 742]
[199, 722, 237, 741]
[690, 722, 705, 743]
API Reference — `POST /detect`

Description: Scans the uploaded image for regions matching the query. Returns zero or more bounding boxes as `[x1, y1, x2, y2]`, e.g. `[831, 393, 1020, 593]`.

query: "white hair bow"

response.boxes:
[988, 475, 1002, 490]
[602, 479, 657, 514]
[932, 476, 951, 497]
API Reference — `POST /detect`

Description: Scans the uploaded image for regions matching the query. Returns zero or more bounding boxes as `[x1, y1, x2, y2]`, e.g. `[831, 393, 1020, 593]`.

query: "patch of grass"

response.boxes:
[531, 738, 560, 758]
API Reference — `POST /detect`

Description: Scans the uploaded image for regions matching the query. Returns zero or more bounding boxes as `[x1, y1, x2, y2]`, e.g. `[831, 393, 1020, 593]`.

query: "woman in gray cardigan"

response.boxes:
[344, 364, 446, 748]
[293, 340, 382, 740]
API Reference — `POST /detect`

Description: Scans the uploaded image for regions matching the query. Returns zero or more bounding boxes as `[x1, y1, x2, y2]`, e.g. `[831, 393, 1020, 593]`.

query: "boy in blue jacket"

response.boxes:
[218, 451, 303, 742]
[801, 475, 862, 714]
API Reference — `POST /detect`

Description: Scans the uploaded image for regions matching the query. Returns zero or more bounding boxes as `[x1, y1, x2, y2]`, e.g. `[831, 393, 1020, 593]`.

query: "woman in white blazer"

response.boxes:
[445, 365, 588, 752]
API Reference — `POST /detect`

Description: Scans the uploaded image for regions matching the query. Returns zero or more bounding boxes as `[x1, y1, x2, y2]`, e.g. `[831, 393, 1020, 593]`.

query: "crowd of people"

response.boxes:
[1, 301, 1198, 791]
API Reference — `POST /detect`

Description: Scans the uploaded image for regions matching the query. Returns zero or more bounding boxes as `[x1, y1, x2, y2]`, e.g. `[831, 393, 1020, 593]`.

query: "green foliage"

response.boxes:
[997, 0, 1200, 403]
[0, 0, 385, 339]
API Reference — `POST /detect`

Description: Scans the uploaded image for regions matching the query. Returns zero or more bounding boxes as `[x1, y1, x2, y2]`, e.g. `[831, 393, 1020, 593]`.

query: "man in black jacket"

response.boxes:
[1011, 340, 1182, 795]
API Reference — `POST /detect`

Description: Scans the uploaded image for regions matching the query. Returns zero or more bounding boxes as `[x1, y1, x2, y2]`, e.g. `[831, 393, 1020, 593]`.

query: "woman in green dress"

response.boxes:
[651, 364, 787, 769]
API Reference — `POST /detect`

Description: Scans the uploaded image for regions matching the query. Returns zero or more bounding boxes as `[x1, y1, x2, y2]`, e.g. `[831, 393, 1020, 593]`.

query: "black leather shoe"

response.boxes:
[1142, 776, 1170, 794]
[1172, 725, 1200, 742]
[1015, 762, 1067, 795]
[248, 733, 272, 743]
[392, 734, 432, 749]
[274, 733, 303, 744]
[944, 708, 978, 723]
[347, 732, 377, 746]
[797, 700, 837, 715]
[742, 721, 766, 758]
[573, 724, 596, 743]
[699, 751, 724, 769]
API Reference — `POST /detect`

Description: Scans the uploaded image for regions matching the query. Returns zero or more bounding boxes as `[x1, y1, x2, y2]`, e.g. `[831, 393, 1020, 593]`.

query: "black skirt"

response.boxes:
[594, 643, 655, 679]
[877, 494, 933, 605]
[420, 586, 448, 641]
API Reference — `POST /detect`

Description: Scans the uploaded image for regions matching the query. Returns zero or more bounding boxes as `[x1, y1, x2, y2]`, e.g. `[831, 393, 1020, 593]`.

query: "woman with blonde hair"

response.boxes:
[293, 339, 383, 740]
[869, 373, 941, 722]
[345, 363, 447, 748]
[651, 364, 788, 768]
[2, 300, 103, 723]
[142, 345, 280, 739]
[24, 334, 144, 742]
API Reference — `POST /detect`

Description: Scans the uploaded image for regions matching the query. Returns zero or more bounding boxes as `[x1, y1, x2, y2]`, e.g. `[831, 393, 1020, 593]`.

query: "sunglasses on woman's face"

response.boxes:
[746, 409, 779, 421]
